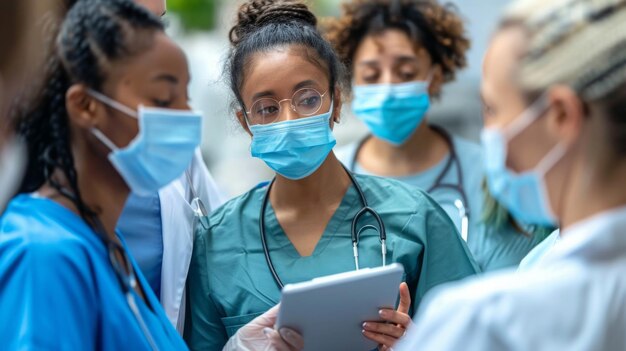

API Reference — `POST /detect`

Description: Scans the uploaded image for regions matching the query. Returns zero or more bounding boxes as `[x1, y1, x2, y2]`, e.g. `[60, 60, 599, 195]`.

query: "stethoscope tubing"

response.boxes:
[351, 125, 471, 226]
[260, 165, 387, 289]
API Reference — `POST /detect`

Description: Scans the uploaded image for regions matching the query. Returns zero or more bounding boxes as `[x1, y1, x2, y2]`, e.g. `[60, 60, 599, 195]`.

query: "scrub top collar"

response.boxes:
[545, 205, 626, 264]
[263, 183, 361, 259]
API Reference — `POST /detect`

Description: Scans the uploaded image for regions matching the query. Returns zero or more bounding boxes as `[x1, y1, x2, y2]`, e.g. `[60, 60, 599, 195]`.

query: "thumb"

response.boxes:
[255, 304, 280, 327]
[397, 282, 411, 314]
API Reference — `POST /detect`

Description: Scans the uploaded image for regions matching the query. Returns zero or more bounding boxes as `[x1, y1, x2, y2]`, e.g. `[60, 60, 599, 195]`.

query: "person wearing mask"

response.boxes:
[1, 0, 199, 348]
[395, 0, 626, 349]
[184, 1, 478, 350]
[53, 0, 226, 332]
[325, 0, 551, 272]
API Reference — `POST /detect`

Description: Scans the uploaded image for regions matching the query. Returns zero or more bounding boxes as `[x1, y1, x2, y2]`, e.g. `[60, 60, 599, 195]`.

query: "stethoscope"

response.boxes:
[107, 240, 159, 351]
[350, 125, 470, 242]
[57, 190, 160, 350]
[260, 165, 387, 290]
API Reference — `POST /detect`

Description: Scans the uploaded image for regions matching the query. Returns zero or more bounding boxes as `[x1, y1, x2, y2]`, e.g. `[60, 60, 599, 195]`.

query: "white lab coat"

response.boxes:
[398, 205, 626, 351]
[158, 149, 226, 333]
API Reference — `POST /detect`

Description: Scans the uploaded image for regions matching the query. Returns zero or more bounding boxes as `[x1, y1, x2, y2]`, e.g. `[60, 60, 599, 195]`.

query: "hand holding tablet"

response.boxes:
[276, 263, 410, 351]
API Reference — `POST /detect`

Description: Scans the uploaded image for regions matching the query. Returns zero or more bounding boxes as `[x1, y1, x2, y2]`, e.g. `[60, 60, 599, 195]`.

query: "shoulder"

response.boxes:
[352, 173, 441, 215]
[417, 264, 581, 328]
[206, 185, 266, 230]
[334, 143, 359, 169]
[1, 195, 98, 271]
[451, 135, 482, 155]
[451, 135, 483, 168]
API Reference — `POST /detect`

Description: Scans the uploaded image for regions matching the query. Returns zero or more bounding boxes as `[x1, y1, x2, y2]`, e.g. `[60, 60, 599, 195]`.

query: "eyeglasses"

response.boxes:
[245, 88, 328, 125]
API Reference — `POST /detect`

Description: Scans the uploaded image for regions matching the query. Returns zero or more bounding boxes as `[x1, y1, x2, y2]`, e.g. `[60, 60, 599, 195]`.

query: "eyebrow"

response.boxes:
[251, 80, 319, 101]
[358, 55, 420, 66]
[152, 73, 179, 84]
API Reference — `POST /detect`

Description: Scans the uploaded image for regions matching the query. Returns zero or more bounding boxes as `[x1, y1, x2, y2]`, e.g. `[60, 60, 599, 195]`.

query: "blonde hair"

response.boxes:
[503, 0, 626, 101]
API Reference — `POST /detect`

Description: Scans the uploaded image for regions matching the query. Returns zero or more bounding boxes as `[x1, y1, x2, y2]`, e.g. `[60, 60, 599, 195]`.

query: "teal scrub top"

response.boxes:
[184, 173, 479, 350]
[0, 194, 187, 350]
[336, 133, 546, 271]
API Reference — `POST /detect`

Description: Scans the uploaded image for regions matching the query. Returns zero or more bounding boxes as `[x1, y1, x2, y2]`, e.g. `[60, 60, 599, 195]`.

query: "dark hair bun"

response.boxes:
[229, 0, 317, 46]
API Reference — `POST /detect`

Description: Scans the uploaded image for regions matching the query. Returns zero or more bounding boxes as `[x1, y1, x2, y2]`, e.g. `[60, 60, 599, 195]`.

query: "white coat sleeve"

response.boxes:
[396, 275, 518, 351]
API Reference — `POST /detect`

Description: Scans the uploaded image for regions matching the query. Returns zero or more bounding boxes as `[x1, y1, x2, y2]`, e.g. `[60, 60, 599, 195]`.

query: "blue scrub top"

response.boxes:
[337, 134, 546, 271]
[185, 174, 479, 350]
[0, 194, 187, 350]
[118, 192, 164, 298]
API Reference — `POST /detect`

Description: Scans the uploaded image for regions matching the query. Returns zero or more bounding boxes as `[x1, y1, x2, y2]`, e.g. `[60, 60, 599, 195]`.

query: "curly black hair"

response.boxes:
[15, 0, 163, 236]
[324, 0, 469, 87]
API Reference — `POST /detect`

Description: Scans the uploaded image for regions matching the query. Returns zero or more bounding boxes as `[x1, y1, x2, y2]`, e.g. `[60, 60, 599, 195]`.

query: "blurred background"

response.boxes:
[165, 0, 510, 197]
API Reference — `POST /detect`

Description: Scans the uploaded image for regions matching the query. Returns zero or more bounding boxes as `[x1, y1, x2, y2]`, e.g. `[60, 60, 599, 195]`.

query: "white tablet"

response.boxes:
[276, 263, 405, 351]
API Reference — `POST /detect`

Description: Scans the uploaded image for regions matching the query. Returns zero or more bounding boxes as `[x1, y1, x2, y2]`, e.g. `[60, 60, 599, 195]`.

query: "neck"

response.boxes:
[43, 141, 130, 241]
[559, 157, 626, 231]
[77, 149, 130, 239]
[360, 121, 449, 175]
[271, 152, 350, 210]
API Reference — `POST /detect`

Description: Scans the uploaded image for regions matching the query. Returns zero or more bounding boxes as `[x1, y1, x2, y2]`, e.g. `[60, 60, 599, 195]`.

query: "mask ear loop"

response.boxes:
[531, 143, 568, 224]
[86, 89, 141, 152]
[502, 94, 550, 140]
[87, 88, 138, 118]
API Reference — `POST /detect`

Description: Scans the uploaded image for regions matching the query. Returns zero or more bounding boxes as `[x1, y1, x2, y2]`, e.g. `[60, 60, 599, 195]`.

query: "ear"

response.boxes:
[428, 64, 444, 96]
[331, 87, 343, 124]
[66, 84, 100, 130]
[236, 109, 252, 136]
[546, 85, 585, 145]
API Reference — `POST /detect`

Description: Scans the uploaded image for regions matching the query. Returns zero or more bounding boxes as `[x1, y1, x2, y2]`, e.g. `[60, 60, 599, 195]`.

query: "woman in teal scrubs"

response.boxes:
[184, 1, 478, 350]
[1, 0, 195, 348]
[325, 0, 550, 271]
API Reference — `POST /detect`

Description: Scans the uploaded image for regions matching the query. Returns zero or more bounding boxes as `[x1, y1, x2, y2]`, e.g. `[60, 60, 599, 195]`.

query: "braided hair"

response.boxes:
[16, 0, 163, 234]
[227, 0, 347, 111]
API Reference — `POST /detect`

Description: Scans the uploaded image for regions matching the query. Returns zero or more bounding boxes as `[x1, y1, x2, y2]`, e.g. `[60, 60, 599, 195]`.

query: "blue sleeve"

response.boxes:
[0, 236, 98, 350]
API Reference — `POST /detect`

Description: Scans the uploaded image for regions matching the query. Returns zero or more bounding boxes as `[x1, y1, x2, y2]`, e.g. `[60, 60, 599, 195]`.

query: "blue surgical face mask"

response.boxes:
[249, 102, 336, 180]
[481, 97, 566, 227]
[88, 89, 202, 196]
[351, 80, 431, 145]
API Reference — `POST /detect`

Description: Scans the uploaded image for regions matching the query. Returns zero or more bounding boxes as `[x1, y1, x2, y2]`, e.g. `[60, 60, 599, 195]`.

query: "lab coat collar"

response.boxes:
[545, 205, 626, 264]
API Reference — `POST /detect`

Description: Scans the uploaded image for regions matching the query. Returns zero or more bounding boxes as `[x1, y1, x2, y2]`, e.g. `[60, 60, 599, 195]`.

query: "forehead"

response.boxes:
[106, 32, 189, 87]
[483, 27, 527, 84]
[133, 0, 166, 16]
[240, 46, 330, 99]
[354, 29, 422, 60]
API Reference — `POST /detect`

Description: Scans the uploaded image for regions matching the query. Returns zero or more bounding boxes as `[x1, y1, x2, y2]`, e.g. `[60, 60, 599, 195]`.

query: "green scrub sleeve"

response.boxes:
[412, 195, 481, 308]
[184, 231, 229, 350]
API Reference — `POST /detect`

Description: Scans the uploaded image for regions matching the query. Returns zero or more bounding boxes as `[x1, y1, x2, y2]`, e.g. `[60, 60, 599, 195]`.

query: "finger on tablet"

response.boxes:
[280, 328, 304, 350]
[378, 309, 412, 328]
[362, 329, 396, 349]
[362, 321, 405, 338]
